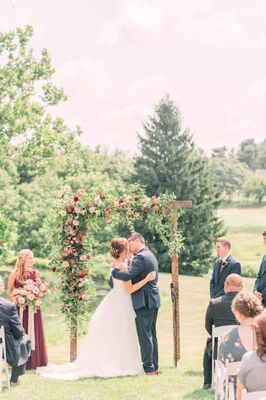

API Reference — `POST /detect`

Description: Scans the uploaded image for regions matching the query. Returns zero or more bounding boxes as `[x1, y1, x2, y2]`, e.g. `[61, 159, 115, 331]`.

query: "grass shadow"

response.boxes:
[184, 370, 202, 377]
[182, 388, 214, 399]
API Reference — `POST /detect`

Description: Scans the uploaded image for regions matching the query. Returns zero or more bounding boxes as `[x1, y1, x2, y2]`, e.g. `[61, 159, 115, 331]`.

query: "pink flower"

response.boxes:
[62, 261, 69, 269]
[106, 217, 112, 223]
[89, 207, 95, 213]
[27, 293, 35, 301]
[17, 297, 25, 304]
[60, 210, 67, 217]
[80, 255, 87, 261]
[113, 201, 119, 207]
[73, 220, 79, 226]
[63, 185, 71, 193]
[39, 283, 47, 292]
[33, 287, 40, 295]
[81, 294, 90, 300]
[135, 212, 141, 218]
[75, 207, 81, 214]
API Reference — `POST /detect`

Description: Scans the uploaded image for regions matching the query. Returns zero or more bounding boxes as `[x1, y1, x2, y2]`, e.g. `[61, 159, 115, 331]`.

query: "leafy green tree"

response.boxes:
[236, 139, 258, 171]
[0, 25, 80, 183]
[132, 95, 223, 275]
[209, 155, 252, 202]
[243, 176, 266, 203]
[257, 140, 266, 169]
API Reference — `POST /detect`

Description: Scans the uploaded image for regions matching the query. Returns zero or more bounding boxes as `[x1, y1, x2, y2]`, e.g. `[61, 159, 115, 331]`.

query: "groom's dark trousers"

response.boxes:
[112, 246, 160, 373]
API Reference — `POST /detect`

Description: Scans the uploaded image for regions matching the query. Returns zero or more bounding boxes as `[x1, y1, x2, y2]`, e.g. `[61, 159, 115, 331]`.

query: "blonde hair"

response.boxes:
[216, 236, 231, 249]
[15, 249, 33, 283]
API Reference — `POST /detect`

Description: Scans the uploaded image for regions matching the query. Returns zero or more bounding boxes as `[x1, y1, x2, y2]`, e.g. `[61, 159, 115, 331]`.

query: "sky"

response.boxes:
[1, 0, 266, 155]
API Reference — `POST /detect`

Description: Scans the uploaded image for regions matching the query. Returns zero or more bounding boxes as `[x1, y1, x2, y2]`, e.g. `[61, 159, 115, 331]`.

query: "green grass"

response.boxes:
[1, 206, 264, 399]
[0, 273, 255, 400]
[218, 207, 266, 275]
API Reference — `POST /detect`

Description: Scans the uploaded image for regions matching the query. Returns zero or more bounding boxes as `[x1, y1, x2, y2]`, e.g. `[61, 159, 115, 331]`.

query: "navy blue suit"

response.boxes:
[0, 297, 31, 382]
[210, 255, 241, 299]
[111, 246, 160, 372]
[254, 255, 266, 307]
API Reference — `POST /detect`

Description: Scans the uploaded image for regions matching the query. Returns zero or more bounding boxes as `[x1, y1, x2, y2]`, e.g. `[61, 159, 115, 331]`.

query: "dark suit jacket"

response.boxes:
[205, 291, 239, 336]
[0, 297, 31, 367]
[254, 255, 266, 307]
[111, 246, 160, 310]
[210, 255, 241, 298]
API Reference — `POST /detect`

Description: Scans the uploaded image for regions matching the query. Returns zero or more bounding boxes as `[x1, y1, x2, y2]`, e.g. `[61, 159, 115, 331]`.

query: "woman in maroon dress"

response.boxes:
[7, 249, 48, 370]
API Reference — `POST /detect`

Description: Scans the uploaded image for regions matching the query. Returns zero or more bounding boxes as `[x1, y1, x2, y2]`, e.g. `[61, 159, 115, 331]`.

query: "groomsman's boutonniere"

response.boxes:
[222, 260, 228, 268]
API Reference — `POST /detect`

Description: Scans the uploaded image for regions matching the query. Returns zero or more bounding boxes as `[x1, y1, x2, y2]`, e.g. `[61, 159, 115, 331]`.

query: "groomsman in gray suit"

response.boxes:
[254, 231, 266, 307]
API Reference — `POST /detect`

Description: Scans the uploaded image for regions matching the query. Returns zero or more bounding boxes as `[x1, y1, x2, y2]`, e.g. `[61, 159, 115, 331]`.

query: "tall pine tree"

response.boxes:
[133, 95, 223, 275]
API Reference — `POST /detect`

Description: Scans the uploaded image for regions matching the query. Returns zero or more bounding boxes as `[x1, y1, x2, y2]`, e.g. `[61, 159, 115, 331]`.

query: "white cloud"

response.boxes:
[100, 102, 152, 121]
[55, 57, 115, 99]
[97, 22, 121, 47]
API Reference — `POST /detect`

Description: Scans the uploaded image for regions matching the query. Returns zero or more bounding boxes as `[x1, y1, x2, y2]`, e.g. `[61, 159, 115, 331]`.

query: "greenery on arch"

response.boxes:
[50, 184, 182, 330]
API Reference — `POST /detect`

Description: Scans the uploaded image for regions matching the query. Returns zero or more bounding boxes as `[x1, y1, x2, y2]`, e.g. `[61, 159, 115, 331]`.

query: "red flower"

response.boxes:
[119, 199, 124, 204]
[71, 292, 77, 297]
[134, 197, 139, 201]
[66, 205, 72, 213]
[52, 267, 57, 272]
[74, 196, 79, 202]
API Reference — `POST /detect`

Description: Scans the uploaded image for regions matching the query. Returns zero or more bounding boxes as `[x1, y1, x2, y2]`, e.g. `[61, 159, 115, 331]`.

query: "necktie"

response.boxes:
[218, 259, 223, 275]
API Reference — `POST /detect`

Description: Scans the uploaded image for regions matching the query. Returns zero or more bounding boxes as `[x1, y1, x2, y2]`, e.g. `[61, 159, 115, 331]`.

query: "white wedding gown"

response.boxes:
[37, 276, 144, 379]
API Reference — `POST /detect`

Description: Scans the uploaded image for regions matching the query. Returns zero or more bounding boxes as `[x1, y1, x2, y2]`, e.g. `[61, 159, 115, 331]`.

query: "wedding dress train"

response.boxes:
[37, 277, 143, 379]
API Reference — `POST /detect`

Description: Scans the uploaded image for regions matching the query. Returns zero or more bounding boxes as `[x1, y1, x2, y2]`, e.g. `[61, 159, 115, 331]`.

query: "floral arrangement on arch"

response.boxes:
[12, 279, 49, 311]
[50, 183, 182, 330]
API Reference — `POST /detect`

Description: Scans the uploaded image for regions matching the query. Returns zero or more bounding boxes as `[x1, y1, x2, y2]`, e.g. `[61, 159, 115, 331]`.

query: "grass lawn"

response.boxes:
[218, 206, 266, 273]
[1, 206, 264, 399]
[1, 273, 255, 400]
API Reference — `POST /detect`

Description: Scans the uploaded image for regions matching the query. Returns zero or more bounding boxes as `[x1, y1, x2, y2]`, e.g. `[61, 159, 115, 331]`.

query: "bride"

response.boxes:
[37, 237, 155, 380]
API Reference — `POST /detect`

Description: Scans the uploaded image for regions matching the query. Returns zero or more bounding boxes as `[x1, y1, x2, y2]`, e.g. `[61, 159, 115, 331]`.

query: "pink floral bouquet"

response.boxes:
[12, 279, 49, 311]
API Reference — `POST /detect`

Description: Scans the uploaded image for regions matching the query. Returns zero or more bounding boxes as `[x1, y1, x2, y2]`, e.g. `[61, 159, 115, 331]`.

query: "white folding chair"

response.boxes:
[211, 324, 238, 398]
[224, 360, 241, 400]
[242, 389, 266, 400]
[0, 326, 10, 392]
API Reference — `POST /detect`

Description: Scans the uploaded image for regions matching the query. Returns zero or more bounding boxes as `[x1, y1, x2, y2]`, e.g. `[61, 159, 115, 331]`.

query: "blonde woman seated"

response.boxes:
[218, 292, 263, 391]
[236, 313, 266, 399]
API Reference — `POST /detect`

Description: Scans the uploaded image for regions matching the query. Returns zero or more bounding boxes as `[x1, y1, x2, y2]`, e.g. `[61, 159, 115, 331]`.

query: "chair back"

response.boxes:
[0, 325, 10, 391]
[212, 324, 238, 398]
[224, 360, 241, 400]
[242, 389, 266, 400]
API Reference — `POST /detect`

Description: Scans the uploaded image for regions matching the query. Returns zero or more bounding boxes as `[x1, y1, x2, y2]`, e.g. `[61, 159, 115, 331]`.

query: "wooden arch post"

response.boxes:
[170, 200, 192, 368]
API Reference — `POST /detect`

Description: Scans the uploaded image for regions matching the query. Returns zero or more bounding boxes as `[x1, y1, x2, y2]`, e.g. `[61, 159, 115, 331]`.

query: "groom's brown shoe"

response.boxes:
[154, 369, 161, 375]
[145, 371, 157, 376]
[10, 381, 20, 388]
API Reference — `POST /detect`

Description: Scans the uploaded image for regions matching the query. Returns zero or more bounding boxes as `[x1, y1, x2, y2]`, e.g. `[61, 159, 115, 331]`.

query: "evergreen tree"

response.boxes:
[133, 95, 223, 275]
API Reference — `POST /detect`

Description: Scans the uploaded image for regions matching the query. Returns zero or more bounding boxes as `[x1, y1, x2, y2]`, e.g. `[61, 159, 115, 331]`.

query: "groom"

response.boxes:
[111, 232, 160, 375]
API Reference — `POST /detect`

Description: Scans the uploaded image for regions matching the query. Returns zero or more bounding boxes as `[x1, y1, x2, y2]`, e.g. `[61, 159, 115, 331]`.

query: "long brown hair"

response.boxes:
[110, 238, 127, 259]
[254, 314, 266, 360]
[15, 249, 33, 283]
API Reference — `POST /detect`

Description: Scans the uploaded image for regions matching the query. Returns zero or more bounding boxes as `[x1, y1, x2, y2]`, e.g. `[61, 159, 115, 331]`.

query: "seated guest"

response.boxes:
[219, 292, 263, 393]
[0, 276, 31, 386]
[236, 313, 266, 399]
[203, 274, 243, 389]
